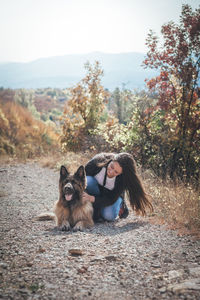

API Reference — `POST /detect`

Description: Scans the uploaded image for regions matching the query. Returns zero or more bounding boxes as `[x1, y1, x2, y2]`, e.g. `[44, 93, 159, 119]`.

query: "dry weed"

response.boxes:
[141, 168, 200, 237]
[39, 151, 94, 173]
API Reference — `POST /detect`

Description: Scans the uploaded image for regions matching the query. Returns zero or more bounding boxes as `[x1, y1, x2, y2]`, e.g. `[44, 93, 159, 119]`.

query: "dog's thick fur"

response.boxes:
[54, 165, 94, 231]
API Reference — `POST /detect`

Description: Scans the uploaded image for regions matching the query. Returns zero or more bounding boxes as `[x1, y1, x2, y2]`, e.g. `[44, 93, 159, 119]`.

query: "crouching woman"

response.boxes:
[84, 152, 153, 222]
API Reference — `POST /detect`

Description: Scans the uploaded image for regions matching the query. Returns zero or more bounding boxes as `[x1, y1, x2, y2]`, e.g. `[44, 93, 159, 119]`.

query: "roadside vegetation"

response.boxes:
[0, 4, 199, 236]
[0, 89, 60, 158]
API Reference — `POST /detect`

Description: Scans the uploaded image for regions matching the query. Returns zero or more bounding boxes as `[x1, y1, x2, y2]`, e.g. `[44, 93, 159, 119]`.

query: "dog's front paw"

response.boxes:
[61, 225, 71, 231]
[60, 221, 71, 231]
[73, 222, 84, 232]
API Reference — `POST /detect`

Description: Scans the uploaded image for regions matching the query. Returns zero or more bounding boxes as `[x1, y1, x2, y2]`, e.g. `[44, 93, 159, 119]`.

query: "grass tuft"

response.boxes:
[141, 168, 200, 238]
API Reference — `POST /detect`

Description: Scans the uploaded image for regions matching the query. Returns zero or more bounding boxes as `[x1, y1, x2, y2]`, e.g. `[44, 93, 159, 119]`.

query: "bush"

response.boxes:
[60, 61, 109, 151]
[0, 96, 59, 158]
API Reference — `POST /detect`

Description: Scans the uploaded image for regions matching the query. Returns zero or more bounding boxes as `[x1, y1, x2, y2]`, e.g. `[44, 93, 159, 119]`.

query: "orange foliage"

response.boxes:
[60, 61, 109, 151]
[0, 97, 59, 158]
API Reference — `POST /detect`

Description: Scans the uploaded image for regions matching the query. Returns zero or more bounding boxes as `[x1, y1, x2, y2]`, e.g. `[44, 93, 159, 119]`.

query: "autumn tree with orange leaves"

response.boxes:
[60, 61, 109, 151]
[141, 4, 200, 183]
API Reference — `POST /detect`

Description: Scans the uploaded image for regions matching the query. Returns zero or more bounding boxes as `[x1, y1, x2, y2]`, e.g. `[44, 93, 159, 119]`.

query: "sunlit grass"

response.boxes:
[39, 151, 94, 173]
[141, 168, 200, 237]
[0, 99, 59, 159]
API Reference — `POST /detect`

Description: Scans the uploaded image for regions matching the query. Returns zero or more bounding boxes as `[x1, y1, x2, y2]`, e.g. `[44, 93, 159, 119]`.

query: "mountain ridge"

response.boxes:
[0, 52, 157, 90]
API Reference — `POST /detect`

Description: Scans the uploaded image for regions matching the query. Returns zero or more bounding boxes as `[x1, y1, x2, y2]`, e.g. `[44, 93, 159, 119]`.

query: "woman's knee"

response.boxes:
[101, 207, 118, 221]
[101, 197, 122, 221]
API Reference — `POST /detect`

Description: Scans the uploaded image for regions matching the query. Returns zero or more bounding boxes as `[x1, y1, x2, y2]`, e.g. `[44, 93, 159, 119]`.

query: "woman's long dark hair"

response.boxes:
[114, 153, 153, 216]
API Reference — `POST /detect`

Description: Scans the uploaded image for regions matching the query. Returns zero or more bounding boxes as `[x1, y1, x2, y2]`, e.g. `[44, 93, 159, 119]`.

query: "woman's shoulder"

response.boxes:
[86, 153, 115, 166]
[85, 153, 115, 175]
[92, 152, 115, 161]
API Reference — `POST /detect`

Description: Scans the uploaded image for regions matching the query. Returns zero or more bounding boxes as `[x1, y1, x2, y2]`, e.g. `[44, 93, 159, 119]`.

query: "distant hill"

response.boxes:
[0, 52, 158, 90]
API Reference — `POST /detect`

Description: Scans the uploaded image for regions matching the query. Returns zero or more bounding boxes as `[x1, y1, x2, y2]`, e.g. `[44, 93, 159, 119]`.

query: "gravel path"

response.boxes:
[0, 163, 200, 300]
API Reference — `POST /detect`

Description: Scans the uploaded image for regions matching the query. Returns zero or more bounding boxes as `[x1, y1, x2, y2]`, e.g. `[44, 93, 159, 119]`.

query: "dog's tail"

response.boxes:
[34, 212, 55, 221]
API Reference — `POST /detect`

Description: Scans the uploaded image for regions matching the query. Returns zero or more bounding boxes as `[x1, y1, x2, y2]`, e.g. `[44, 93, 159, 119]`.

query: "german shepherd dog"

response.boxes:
[54, 165, 94, 231]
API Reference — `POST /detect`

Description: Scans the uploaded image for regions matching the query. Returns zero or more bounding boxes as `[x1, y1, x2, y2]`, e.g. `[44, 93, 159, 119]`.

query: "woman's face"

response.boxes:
[107, 161, 122, 178]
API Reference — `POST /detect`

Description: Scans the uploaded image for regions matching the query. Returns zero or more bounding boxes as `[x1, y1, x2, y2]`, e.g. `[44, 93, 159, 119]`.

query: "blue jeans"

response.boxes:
[86, 176, 122, 221]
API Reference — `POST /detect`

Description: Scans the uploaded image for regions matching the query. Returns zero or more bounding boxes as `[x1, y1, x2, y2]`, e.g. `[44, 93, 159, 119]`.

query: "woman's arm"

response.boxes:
[85, 153, 114, 176]
[85, 156, 101, 176]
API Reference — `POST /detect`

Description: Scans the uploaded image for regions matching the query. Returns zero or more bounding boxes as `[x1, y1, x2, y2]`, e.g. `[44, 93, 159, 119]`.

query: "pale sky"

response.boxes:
[0, 0, 199, 63]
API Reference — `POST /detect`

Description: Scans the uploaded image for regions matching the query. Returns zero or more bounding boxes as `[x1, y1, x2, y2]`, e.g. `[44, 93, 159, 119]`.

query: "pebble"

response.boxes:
[189, 267, 200, 277]
[168, 269, 184, 279]
[168, 278, 200, 292]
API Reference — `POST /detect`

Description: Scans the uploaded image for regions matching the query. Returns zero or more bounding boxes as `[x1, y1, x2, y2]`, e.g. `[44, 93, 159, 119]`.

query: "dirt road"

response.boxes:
[0, 163, 200, 299]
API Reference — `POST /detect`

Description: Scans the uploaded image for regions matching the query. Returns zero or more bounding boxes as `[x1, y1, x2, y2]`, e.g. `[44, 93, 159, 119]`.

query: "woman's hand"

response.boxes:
[83, 192, 95, 203]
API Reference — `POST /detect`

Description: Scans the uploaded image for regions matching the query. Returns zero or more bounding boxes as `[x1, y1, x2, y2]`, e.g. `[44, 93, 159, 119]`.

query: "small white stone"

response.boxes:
[168, 269, 184, 279]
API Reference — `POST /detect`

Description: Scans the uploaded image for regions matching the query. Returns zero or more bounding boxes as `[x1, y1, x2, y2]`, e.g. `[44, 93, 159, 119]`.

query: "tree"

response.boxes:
[109, 87, 136, 124]
[60, 61, 109, 151]
[15, 89, 33, 108]
[112, 87, 122, 122]
[143, 4, 200, 182]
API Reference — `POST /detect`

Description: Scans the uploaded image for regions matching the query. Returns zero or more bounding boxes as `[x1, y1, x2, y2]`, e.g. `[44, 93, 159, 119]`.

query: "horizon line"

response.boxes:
[0, 50, 146, 64]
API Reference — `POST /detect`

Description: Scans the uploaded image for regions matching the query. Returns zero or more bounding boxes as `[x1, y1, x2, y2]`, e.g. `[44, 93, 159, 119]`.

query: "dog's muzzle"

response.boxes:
[64, 183, 74, 201]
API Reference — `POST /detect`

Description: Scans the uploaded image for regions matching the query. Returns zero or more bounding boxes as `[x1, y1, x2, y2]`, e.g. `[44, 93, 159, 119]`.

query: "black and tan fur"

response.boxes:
[54, 165, 94, 231]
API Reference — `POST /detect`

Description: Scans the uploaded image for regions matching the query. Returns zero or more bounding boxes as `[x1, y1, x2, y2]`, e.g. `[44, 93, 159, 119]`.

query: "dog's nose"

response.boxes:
[64, 183, 73, 191]
[65, 183, 72, 188]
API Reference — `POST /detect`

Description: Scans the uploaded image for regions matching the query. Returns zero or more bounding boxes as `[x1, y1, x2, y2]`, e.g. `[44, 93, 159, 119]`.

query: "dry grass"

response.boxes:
[141, 168, 200, 238]
[39, 151, 94, 173]
[0, 99, 59, 158]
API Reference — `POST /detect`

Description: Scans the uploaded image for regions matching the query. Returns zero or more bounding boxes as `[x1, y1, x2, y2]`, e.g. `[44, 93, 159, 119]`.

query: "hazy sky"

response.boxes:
[0, 0, 199, 63]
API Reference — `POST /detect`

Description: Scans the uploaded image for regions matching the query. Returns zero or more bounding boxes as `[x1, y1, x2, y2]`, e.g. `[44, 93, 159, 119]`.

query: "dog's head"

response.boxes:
[59, 165, 86, 205]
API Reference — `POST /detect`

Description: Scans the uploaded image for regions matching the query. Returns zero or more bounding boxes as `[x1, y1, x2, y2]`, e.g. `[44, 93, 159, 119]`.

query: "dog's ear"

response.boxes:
[60, 165, 69, 178]
[74, 165, 85, 180]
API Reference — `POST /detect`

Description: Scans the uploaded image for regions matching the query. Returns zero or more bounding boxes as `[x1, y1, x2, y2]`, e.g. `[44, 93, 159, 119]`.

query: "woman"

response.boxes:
[84, 152, 153, 222]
